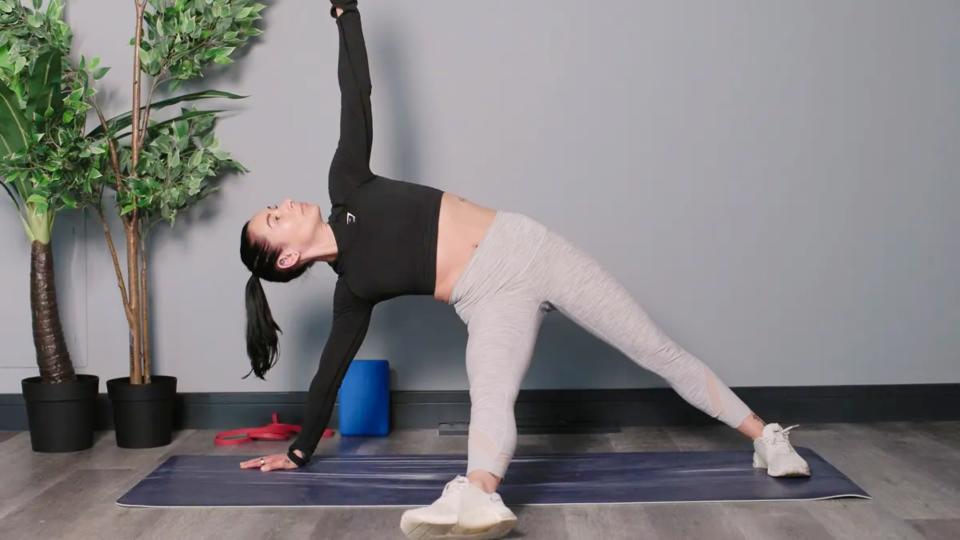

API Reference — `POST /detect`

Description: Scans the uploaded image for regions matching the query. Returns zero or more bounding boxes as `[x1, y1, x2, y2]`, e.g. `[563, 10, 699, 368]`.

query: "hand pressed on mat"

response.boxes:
[240, 449, 304, 472]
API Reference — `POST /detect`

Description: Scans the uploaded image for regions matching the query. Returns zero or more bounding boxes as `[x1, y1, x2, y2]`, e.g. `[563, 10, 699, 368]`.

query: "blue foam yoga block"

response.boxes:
[337, 359, 390, 436]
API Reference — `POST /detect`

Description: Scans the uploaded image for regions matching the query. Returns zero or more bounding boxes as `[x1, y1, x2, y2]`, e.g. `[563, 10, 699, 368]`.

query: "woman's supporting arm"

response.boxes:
[288, 279, 373, 461]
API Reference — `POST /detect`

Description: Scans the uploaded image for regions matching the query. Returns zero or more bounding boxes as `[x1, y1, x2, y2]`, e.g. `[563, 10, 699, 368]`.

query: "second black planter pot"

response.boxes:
[106, 375, 177, 448]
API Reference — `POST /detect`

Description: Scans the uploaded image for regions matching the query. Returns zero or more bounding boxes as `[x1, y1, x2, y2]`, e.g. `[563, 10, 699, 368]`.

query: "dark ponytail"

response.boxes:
[244, 275, 282, 379]
[240, 222, 313, 379]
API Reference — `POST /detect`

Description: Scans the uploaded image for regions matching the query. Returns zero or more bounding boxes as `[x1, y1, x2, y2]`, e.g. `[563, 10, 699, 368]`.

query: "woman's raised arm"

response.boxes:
[328, 0, 375, 206]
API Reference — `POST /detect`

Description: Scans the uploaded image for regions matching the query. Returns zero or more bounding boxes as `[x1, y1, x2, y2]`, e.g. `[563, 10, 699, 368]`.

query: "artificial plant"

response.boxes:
[0, 0, 104, 383]
[85, 0, 264, 384]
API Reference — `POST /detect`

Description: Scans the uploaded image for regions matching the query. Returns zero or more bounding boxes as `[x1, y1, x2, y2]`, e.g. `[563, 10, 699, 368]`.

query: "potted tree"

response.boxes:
[88, 0, 265, 448]
[0, 0, 106, 452]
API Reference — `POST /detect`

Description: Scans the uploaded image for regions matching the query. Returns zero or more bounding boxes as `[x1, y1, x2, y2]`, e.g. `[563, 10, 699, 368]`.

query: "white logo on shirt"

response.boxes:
[347, 212, 356, 224]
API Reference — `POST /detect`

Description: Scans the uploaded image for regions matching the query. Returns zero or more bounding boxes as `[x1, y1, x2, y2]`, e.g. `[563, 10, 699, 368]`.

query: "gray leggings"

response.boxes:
[449, 212, 753, 478]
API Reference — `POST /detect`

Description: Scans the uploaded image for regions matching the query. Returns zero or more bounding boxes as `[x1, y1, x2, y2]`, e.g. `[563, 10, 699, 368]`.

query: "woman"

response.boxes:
[238, 2, 810, 539]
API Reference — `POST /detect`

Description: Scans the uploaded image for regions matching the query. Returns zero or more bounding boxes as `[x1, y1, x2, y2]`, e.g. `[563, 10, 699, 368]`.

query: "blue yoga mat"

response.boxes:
[117, 447, 868, 507]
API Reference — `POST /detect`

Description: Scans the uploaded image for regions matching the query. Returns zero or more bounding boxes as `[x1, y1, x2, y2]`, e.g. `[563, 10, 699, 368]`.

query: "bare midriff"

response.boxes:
[433, 192, 497, 303]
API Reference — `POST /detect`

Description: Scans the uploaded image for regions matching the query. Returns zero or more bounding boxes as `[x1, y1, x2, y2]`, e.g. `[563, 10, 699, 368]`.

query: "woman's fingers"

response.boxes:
[240, 454, 287, 471]
[261, 455, 279, 471]
[239, 456, 266, 469]
[261, 454, 296, 471]
[238, 453, 297, 471]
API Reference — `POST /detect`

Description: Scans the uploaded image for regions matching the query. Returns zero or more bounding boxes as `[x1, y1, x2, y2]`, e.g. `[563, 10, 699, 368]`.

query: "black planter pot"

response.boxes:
[106, 375, 177, 448]
[21, 374, 99, 453]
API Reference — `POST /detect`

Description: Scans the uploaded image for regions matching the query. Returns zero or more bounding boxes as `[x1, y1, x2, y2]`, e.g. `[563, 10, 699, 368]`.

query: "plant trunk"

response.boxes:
[126, 1, 147, 385]
[30, 241, 76, 384]
[139, 227, 151, 384]
[131, 1, 145, 170]
[94, 208, 133, 324]
[125, 218, 143, 385]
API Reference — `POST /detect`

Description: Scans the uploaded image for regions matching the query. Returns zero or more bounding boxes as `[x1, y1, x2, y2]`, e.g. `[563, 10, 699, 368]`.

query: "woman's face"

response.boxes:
[246, 198, 325, 268]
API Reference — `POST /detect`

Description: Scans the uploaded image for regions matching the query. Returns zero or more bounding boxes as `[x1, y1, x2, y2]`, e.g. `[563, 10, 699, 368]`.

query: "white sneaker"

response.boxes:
[400, 475, 469, 540]
[752, 423, 811, 477]
[455, 482, 518, 539]
[399, 476, 518, 540]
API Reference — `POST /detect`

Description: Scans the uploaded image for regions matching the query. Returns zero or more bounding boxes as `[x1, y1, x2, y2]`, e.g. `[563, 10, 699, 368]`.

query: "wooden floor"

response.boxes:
[0, 421, 958, 540]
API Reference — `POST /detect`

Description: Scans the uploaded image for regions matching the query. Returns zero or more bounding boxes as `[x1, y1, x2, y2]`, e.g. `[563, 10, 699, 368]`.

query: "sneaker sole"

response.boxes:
[400, 517, 517, 540]
[450, 517, 518, 540]
[400, 516, 457, 540]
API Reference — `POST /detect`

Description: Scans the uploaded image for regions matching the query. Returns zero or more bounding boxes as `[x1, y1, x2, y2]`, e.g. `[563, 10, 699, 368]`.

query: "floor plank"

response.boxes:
[642, 503, 749, 540]
[666, 424, 750, 451]
[808, 499, 928, 540]
[720, 501, 836, 540]
[561, 504, 657, 540]
[609, 426, 680, 452]
[0, 469, 155, 540]
[905, 518, 960, 540]
[509, 506, 572, 540]
[793, 423, 960, 519]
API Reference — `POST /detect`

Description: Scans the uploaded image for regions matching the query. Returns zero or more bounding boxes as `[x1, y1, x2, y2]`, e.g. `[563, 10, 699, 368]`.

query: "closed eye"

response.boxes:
[265, 206, 279, 228]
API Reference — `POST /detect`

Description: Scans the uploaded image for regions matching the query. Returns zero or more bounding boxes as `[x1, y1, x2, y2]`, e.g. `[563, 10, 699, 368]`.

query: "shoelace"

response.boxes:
[767, 424, 800, 451]
[442, 477, 502, 503]
[443, 476, 470, 496]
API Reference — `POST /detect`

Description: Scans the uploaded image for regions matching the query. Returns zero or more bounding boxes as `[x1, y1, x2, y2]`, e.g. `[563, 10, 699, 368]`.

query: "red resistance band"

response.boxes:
[214, 413, 335, 446]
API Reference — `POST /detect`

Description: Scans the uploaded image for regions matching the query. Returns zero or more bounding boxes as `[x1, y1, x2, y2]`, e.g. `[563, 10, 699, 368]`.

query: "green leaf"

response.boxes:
[26, 193, 47, 206]
[209, 46, 236, 59]
[187, 148, 203, 168]
[46, 0, 64, 24]
[27, 49, 63, 122]
[0, 81, 30, 155]
[87, 90, 245, 138]
[13, 56, 27, 75]
[115, 109, 225, 140]
[0, 45, 11, 73]
[93, 66, 110, 80]
[139, 47, 154, 66]
[209, 146, 230, 160]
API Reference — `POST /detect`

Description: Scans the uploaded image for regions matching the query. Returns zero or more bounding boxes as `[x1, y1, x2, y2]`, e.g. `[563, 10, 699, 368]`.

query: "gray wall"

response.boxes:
[2, 0, 958, 394]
